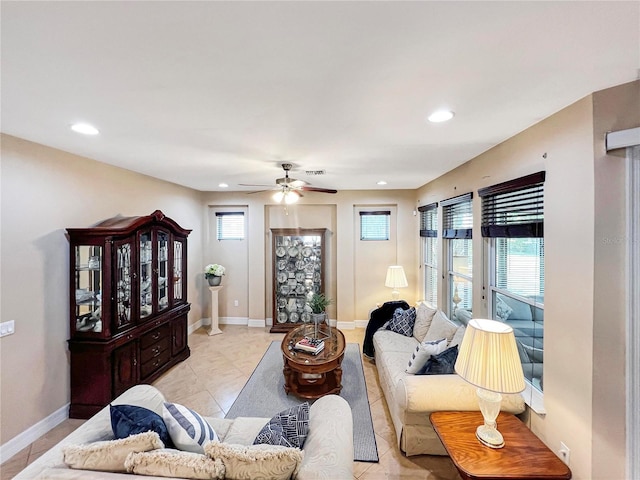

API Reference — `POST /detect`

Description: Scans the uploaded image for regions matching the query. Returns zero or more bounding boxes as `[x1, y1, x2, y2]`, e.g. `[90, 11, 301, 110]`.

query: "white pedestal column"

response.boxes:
[208, 286, 224, 336]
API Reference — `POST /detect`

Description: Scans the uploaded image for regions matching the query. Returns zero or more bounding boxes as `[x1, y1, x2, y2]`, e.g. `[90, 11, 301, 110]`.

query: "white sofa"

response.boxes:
[372, 302, 525, 456]
[14, 384, 354, 480]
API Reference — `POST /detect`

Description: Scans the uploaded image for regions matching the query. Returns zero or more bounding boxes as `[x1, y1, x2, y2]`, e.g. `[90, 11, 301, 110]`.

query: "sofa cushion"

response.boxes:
[374, 328, 419, 353]
[495, 296, 514, 322]
[204, 441, 303, 480]
[253, 402, 309, 449]
[423, 311, 458, 343]
[448, 325, 466, 349]
[499, 294, 532, 321]
[412, 302, 437, 342]
[62, 431, 164, 473]
[386, 307, 416, 337]
[417, 345, 459, 375]
[162, 402, 219, 454]
[110, 404, 172, 447]
[125, 449, 225, 479]
[405, 338, 447, 374]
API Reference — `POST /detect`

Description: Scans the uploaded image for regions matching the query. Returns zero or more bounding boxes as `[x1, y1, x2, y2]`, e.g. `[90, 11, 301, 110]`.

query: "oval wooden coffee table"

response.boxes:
[281, 325, 346, 399]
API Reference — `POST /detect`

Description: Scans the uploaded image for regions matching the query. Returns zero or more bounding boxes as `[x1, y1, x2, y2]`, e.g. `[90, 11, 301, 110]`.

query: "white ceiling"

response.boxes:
[2, 1, 639, 192]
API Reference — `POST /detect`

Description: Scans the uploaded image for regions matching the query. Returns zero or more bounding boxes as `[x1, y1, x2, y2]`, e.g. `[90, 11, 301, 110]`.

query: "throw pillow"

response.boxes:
[125, 449, 225, 480]
[417, 345, 459, 375]
[405, 338, 447, 374]
[448, 325, 466, 349]
[412, 302, 438, 342]
[423, 310, 459, 343]
[204, 441, 304, 480]
[63, 431, 164, 472]
[386, 307, 416, 337]
[253, 402, 309, 449]
[495, 296, 514, 322]
[110, 404, 172, 447]
[162, 402, 219, 454]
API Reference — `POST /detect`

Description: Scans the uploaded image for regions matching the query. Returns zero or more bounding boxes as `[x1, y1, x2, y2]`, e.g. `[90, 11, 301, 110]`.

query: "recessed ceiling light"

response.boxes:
[427, 110, 455, 123]
[70, 123, 99, 135]
[218, 183, 229, 188]
[377, 180, 387, 185]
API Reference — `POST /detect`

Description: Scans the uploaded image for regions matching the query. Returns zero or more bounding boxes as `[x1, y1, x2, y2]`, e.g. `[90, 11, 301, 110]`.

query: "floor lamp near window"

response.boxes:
[454, 318, 525, 448]
[385, 266, 408, 300]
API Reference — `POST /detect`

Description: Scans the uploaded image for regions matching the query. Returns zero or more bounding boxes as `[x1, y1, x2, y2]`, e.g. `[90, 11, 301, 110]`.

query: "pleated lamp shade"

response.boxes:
[384, 266, 408, 288]
[454, 319, 525, 394]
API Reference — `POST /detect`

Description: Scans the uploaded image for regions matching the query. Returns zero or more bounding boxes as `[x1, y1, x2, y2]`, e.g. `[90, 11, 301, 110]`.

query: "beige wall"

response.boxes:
[0, 134, 204, 444]
[201, 190, 418, 325]
[591, 80, 640, 479]
[415, 80, 639, 479]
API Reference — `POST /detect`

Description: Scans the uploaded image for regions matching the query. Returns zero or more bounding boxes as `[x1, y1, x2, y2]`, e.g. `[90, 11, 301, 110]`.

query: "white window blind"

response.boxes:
[360, 211, 390, 241]
[419, 203, 438, 307]
[216, 212, 245, 240]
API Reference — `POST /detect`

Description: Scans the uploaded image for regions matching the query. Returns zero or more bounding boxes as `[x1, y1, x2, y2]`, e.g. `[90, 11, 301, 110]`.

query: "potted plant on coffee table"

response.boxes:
[308, 292, 333, 338]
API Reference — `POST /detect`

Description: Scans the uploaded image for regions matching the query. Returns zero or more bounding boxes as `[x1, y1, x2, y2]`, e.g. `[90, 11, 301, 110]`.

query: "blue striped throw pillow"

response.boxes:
[162, 402, 218, 454]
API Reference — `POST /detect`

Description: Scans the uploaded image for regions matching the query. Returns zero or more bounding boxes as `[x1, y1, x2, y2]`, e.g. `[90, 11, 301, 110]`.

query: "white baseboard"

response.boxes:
[189, 318, 206, 334]
[247, 319, 266, 328]
[0, 403, 69, 464]
[354, 319, 369, 329]
[219, 316, 249, 325]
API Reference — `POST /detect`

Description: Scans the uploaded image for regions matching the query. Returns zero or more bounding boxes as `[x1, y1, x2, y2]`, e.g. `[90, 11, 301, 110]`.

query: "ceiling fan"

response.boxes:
[240, 163, 337, 204]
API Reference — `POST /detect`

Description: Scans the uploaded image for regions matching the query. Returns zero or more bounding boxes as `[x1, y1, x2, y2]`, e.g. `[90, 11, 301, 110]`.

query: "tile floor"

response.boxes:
[1, 325, 461, 480]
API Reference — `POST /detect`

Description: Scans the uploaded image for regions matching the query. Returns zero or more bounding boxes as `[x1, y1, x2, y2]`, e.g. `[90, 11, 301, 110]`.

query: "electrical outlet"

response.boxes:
[0, 320, 16, 337]
[559, 442, 570, 466]
[234, 300, 239, 307]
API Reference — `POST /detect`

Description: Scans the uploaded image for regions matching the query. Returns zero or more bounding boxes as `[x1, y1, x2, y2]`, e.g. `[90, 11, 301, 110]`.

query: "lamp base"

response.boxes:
[476, 388, 505, 449]
[476, 425, 505, 449]
[391, 290, 400, 300]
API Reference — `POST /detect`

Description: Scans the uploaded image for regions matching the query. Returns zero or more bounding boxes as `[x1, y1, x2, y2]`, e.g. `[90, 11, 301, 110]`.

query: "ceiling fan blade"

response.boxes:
[299, 186, 338, 194]
[246, 190, 272, 194]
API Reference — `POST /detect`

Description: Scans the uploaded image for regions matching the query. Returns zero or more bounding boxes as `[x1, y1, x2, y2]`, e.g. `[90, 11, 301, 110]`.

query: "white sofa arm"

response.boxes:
[297, 395, 353, 480]
[396, 374, 525, 414]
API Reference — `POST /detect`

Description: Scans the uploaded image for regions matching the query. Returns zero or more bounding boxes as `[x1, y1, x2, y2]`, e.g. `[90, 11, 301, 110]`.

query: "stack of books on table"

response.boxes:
[294, 337, 325, 355]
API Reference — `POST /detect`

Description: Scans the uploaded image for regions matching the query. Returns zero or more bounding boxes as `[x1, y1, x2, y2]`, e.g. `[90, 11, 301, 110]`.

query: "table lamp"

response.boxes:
[454, 318, 525, 448]
[385, 266, 408, 300]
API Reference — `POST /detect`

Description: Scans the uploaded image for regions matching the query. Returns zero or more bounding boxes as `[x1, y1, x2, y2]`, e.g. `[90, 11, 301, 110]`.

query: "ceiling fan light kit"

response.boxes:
[242, 163, 337, 203]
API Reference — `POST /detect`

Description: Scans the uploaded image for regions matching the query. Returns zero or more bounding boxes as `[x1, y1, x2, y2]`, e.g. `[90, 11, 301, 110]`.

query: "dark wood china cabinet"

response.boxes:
[66, 210, 190, 418]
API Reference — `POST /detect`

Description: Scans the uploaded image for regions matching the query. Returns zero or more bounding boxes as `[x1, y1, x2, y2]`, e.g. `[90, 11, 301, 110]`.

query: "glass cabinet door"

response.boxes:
[173, 238, 186, 304]
[272, 229, 325, 331]
[157, 230, 169, 312]
[74, 245, 103, 333]
[139, 231, 153, 319]
[114, 239, 133, 330]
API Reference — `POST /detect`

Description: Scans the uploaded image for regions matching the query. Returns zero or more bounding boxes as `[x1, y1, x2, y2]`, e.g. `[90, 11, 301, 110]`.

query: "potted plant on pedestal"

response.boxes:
[204, 263, 225, 286]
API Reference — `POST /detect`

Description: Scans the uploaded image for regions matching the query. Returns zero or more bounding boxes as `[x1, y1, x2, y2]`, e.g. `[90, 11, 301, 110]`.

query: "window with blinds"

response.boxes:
[441, 193, 473, 318]
[442, 193, 473, 239]
[216, 212, 245, 240]
[479, 171, 545, 238]
[481, 172, 545, 397]
[419, 203, 438, 306]
[360, 211, 390, 241]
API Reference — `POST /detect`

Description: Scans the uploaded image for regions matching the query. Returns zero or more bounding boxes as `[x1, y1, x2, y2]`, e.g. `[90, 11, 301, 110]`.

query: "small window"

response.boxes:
[216, 212, 245, 240]
[360, 211, 390, 241]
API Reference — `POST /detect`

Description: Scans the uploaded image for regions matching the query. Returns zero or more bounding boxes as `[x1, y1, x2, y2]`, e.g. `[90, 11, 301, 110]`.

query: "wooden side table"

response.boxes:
[430, 411, 571, 480]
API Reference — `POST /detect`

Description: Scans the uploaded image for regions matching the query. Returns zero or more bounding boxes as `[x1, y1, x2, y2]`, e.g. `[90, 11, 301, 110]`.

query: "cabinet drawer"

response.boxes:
[141, 349, 171, 379]
[140, 324, 170, 349]
[140, 336, 170, 364]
